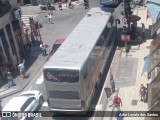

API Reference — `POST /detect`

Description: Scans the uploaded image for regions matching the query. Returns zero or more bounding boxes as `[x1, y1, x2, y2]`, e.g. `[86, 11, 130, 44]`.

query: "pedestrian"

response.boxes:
[110, 74, 116, 93]
[18, 60, 26, 80]
[58, 2, 63, 10]
[115, 110, 124, 120]
[47, 13, 53, 24]
[68, 0, 72, 8]
[30, 32, 36, 47]
[66, 0, 68, 7]
[139, 84, 147, 102]
[113, 95, 122, 110]
[46, 49, 54, 61]
[40, 42, 47, 56]
[84, 0, 89, 10]
[141, 23, 145, 39]
[6, 71, 14, 88]
[27, 42, 32, 52]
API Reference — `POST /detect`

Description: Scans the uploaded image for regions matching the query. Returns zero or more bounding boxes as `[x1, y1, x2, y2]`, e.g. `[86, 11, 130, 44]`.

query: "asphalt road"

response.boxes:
[1, 1, 104, 120]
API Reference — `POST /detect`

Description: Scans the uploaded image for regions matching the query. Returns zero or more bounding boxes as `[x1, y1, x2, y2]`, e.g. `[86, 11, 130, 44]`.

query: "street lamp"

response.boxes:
[124, 0, 133, 34]
[35, 22, 42, 41]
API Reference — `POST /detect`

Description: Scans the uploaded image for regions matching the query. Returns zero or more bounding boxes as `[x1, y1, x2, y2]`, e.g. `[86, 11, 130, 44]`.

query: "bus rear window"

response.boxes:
[49, 91, 80, 99]
[44, 69, 79, 83]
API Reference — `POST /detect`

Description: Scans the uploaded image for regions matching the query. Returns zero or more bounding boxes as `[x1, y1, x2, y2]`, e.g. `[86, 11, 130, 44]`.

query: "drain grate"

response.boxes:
[131, 99, 138, 105]
[115, 58, 138, 87]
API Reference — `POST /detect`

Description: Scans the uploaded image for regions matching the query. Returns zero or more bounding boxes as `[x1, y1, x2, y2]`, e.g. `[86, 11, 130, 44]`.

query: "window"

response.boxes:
[20, 97, 35, 111]
[44, 69, 79, 83]
[49, 91, 80, 99]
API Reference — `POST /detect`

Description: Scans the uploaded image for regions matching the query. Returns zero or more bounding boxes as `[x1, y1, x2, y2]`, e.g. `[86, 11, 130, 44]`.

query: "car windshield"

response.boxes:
[52, 44, 61, 52]
[20, 93, 35, 97]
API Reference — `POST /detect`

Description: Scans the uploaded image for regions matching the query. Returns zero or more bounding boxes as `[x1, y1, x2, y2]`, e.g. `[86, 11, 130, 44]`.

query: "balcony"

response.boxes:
[0, 1, 12, 17]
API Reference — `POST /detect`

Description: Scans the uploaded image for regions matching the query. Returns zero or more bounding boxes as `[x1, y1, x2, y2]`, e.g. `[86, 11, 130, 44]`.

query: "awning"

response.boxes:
[141, 55, 151, 76]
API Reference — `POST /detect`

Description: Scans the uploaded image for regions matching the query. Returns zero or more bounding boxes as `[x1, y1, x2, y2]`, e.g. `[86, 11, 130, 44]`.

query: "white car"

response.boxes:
[2, 90, 44, 120]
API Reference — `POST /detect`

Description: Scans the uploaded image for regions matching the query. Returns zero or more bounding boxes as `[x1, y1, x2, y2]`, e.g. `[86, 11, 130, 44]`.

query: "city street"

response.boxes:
[1, 1, 104, 120]
[0, 0, 153, 120]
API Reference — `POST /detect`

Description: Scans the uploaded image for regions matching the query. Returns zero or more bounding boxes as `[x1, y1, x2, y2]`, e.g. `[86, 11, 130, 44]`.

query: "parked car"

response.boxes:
[46, 38, 65, 61]
[52, 38, 65, 52]
[2, 90, 44, 120]
[40, 2, 55, 10]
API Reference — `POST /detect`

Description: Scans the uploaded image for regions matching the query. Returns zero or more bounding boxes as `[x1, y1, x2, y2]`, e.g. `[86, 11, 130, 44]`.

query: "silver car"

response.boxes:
[2, 90, 44, 120]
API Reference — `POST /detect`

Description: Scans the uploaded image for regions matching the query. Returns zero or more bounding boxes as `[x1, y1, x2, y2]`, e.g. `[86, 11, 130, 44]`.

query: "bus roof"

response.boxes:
[44, 7, 111, 70]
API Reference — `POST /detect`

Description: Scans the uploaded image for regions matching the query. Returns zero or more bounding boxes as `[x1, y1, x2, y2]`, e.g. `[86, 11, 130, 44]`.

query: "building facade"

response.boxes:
[0, 0, 26, 80]
[146, 18, 160, 120]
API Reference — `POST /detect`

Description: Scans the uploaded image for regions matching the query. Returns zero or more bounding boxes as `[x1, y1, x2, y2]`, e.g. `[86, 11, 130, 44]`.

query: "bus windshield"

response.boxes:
[44, 69, 79, 83]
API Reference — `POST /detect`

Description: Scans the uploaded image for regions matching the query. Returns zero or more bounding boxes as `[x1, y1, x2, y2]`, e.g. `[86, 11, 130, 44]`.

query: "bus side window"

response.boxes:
[97, 35, 104, 46]
[83, 66, 88, 79]
[83, 72, 88, 79]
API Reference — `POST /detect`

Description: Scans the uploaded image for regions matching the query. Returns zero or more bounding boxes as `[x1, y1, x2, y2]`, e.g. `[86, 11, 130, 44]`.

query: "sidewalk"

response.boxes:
[0, 45, 46, 99]
[103, 6, 153, 120]
[0, 0, 85, 99]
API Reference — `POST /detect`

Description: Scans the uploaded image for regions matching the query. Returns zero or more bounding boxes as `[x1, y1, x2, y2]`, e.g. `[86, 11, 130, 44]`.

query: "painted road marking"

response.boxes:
[42, 102, 48, 107]
[28, 86, 32, 91]
[36, 74, 44, 84]
[95, 104, 103, 111]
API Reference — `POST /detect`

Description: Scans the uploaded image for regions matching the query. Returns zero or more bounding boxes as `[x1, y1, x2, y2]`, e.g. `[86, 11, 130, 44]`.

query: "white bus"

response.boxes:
[43, 7, 116, 113]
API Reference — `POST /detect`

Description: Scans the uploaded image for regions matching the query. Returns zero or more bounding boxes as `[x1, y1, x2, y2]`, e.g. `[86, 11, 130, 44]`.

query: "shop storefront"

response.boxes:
[12, 20, 26, 61]
[0, 28, 12, 79]
[0, 16, 27, 81]
[147, 19, 160, 119]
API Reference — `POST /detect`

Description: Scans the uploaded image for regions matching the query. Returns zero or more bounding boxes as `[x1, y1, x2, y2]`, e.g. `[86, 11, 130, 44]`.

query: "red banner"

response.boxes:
[29, 20, 39, 37]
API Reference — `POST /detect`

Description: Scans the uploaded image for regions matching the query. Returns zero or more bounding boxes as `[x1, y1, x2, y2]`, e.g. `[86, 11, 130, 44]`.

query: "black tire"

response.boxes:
[39, 96, 44, 106]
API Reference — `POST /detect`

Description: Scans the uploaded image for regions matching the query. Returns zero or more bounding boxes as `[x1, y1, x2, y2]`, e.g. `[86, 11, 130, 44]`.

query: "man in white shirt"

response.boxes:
[40, 42, 47, 56]
[47, 13, 53, 24]
[141, 23, 145, 39]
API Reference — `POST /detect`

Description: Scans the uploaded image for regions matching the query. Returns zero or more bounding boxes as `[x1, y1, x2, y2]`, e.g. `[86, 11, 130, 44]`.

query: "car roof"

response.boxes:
[54, 38, 65, 44]
[2, 96, 28, 111]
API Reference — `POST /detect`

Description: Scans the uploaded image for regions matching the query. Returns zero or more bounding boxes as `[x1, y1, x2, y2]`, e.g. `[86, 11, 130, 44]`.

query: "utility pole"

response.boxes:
[35, 22, 42, 41]
[45, 0, 49, 11]
[124, 0, 132, 34]
[123, 0, 132, 52]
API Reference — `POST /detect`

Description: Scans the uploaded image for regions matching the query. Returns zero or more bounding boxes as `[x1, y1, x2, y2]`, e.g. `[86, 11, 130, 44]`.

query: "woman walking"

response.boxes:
[139, 84, 147, 102]
[18, 60, 26, 79]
